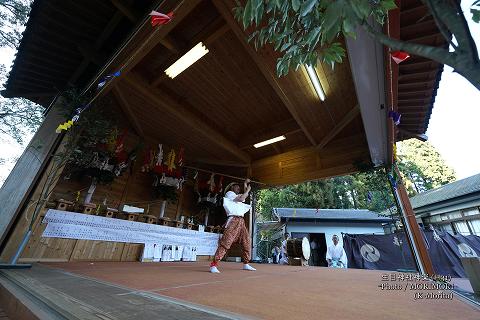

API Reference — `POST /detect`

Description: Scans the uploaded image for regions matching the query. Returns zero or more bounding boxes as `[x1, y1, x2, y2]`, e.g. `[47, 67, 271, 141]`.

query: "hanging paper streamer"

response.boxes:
[388, 111, 401, 125]
[98, 70, 121, 89]
[165, 149, 176, 173]
[149, 11, 173, 26]
[55, 119, 74, 133]
[367, 191, 372, 203]
[391, 51, 410, 64]
[388, 173, 397, 189]
[177, 147, 184, 167]
[153, 144, 164, 174]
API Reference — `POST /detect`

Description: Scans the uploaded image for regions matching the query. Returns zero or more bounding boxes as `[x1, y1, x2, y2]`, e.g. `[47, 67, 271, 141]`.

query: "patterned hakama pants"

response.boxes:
[214, 216, 251, 263]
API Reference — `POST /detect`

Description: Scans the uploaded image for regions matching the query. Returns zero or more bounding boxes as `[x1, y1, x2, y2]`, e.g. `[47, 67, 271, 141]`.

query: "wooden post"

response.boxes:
[391, 166, 435, 275]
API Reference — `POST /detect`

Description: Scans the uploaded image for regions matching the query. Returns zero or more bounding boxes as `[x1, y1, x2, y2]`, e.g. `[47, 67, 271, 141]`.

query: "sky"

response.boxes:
[0, 3, 479, 185]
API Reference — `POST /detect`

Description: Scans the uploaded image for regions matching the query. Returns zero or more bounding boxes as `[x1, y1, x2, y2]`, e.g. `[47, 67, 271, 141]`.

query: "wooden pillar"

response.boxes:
[391, 166, 435, 275]
[251, 189, 258, 260]
[0, 98, 65, 256]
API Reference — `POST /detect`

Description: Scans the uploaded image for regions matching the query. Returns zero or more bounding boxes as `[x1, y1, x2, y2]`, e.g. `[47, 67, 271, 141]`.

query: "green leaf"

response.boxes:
[300, 0, 318, 17]
[472, 8, 480, 23]
[254, 0, 264, 26]
[306, 26, 321, 49]
[280, 41, 290, 52]
[381, 0, 397, 11]
[351, 0, 372, 20]
[322, 1, 344, 43]
[292, 0, 301, 12]
[243, 0, 253, 28]
[342, 18, 356, 38]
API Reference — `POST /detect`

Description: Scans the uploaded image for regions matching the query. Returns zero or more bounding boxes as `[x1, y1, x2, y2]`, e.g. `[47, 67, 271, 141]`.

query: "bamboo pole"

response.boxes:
[183, 165, 266, 185]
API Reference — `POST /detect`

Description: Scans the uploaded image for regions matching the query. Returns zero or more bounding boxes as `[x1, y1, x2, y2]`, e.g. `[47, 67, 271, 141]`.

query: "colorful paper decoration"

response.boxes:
[98, 70, 121, 89]
[388, 111, 401, 125]
[149, 11, 173, 26]
[388, 173, 397, 189]
[165, 149, 176, 173]
[153, 144, 164, 174]
[391, 51, 410, 64]
[55, 119, 74, 133]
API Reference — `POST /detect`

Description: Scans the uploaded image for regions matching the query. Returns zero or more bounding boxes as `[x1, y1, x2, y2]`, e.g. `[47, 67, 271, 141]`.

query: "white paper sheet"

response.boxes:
[42, 209, 220, 255]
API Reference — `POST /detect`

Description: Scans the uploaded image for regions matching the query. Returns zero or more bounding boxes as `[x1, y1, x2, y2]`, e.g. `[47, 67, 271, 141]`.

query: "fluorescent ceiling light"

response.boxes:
[254, 135, 286, 148]
[305, 65, 326, 101]
[165, 42, 209, 78]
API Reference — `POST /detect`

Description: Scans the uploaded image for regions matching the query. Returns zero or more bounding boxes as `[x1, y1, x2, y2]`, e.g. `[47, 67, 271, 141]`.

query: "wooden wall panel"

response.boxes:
[70, 240, 124, 261]
[252, 135, 370, 186]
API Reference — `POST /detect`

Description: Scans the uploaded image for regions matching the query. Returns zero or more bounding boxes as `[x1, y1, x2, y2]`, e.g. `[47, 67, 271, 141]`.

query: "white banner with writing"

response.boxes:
[42, 209, 220, 255]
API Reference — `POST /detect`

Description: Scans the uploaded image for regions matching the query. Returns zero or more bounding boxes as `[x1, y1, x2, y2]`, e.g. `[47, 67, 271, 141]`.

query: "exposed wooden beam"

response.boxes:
[17, 56, 72, 73]
[212, 0, 317, 146]
[272, 144, 282, 154]
[397, 105, 430, 110]
[124, 72, 251, 164]
[14, 75, 57, 88]
[399, 71, 436, 81]
[192, 158, 250, 168]
[150, 18, 229, 87]
[43, 1, 101, 35]
[398, 80, 436, 87]
[113, 85, 145, 138]
[119, 0, 202, 76]
[7, 79, 54, 91]
[405, 33, 440, 44]
[86, 0, 200, 98]
[77, 43, 108, 66]
[251, 135, 369, 186]
[159, 35, 183, 53]
[110, 0, 141, 22]
[69, 12, 125, 85]
[37, 10, 98, 38]
[239, 118, 300, 149]
[398, 98, 431, 104]
[316, 106, 360, 151]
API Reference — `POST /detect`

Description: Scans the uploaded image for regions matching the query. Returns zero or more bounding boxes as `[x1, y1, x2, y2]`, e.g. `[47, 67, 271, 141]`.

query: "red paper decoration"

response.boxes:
[391, 51, 410, 64]
[150, 11, 173, 26]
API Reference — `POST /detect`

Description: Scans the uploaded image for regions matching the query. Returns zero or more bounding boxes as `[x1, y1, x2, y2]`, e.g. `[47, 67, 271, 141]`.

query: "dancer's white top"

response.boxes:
[223, 191, 251, 217]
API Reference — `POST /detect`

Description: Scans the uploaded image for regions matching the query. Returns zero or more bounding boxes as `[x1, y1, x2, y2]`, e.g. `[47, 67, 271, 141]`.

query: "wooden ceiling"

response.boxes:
[107, 0, 370, 184]
[2, 0, 164, 106]
[4, 0, 376, 185]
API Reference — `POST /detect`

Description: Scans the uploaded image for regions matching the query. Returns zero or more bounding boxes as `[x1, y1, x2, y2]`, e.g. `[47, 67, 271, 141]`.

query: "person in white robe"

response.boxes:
[279, 233, 290, 265]
[326, 234, 348, 268]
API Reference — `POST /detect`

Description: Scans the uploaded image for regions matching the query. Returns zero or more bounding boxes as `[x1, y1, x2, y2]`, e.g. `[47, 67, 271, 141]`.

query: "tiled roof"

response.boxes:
[410, 173, 480, 209]
[274, 208, 391, 222]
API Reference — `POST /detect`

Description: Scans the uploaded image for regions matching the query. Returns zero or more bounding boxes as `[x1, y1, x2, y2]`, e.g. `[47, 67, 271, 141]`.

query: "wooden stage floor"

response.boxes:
[31, 261, 479, 320]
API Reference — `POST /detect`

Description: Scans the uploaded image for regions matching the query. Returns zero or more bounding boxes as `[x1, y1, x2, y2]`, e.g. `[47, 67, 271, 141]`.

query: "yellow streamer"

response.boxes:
[55, 119, 74, 133]
[165, 149, 176, 172]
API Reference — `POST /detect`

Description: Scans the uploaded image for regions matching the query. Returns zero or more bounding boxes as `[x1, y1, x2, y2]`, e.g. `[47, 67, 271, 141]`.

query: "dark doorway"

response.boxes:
[309, 233, 327, 267]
